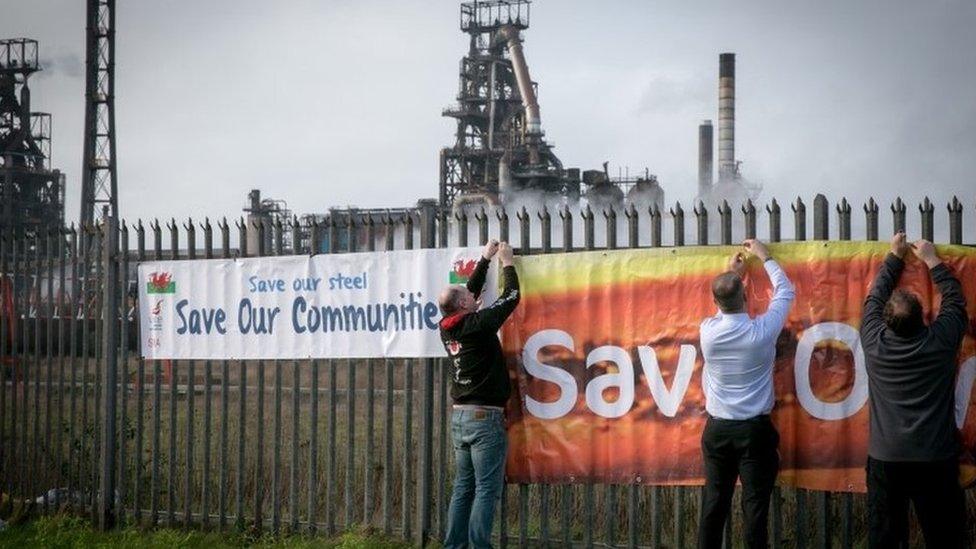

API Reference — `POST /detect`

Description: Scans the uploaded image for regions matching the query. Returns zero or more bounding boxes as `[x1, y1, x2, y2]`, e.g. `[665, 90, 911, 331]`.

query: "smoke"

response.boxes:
[37, 53, 84, 79]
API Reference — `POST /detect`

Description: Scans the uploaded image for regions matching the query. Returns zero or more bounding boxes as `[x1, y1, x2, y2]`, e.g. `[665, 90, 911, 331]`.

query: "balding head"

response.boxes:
[712, 272, 745, 313]
[884, 289, 924, 336]
[439, 285, 478, 317]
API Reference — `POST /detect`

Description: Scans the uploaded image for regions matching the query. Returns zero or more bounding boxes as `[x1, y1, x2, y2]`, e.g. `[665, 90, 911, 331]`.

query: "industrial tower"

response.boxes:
[439, 0, 578, 209]
[0, 38, 65, 242]
[80, 0, 118, 226]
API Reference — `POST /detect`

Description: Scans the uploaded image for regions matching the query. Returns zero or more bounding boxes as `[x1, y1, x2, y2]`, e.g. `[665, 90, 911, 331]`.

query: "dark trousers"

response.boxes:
[698, 415, 779, 549]
[867, 456, 967, 548]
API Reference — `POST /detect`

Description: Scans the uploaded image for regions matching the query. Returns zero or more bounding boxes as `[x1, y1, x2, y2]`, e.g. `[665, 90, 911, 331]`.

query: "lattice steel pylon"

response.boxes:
[80, 0, 118, 227]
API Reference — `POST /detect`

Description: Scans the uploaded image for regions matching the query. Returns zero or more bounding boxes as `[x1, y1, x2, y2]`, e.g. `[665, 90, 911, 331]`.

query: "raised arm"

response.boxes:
[466, 239, 499, 298]
[469, 242, 521, 333]
[861, 233, 909, 340]
[913, 240, 967, 348]
[746, 239, 795, 339]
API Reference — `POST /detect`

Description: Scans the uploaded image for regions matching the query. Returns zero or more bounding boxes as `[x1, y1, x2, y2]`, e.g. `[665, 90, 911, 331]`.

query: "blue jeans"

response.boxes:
[443, 407, 507, 549]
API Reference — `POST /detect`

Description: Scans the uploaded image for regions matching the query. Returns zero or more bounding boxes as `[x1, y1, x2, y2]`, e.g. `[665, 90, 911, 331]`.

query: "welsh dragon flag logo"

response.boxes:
[146, 272, 176, 294]
[449, 258, 478, 284]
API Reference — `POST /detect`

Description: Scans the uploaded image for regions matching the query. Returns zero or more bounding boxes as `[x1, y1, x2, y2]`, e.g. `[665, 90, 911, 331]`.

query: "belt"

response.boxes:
[452, 404, 505, 412]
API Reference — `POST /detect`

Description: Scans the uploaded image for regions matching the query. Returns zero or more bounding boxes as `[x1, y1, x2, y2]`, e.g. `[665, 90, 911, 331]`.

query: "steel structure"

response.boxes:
[0, 38, 65, 242]
[80, 0, 118, 226]
[439, 0, 579, 209]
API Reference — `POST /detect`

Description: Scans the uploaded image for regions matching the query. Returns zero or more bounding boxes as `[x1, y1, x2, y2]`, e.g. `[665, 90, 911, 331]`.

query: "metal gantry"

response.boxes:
[80, 0, 118, 227]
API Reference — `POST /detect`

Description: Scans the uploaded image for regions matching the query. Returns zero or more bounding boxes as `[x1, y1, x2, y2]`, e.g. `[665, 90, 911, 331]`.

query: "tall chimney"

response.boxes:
[698, 120, 713, 197]
[718, 53, 735, 180]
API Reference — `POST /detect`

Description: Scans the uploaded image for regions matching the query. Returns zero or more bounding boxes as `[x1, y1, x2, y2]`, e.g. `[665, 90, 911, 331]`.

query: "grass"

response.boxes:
[0, 514, 415, 548]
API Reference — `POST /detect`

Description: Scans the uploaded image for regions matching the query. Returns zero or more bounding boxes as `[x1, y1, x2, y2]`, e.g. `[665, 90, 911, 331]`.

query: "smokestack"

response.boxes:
[698, 120, 713, 197]
[718, 53, 735, 180]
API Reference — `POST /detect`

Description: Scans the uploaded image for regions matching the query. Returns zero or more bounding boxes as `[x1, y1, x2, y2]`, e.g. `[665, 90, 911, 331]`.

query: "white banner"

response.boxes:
[138, 247, 495, 359]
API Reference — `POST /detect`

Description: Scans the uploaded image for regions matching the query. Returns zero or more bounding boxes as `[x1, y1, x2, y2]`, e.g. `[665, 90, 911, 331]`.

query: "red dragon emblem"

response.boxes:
[148, 272, 172, 290]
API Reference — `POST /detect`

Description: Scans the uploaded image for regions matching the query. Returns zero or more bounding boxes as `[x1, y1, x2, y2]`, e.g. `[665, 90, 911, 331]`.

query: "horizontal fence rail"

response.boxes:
[0, 194, 974, 547]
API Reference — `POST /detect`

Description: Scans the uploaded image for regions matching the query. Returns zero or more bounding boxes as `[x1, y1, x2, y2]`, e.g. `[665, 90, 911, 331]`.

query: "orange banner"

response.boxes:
[501, 242, 976, 492]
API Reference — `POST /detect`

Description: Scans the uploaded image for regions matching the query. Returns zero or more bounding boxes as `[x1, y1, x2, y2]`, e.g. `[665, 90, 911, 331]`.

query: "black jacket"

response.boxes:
[439, 257, 520, 407]
[860, 253, 968, 461]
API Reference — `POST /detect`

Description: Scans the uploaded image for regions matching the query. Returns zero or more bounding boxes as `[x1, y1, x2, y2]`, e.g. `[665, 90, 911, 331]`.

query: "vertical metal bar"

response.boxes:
[816, 491, 829, 549]
[604, 207, 618, 250]
[99, 215, 119, 530]
[891, 197, 906, 235]
[183, 220, 197, 529]
[695, 201, 709, 245]
[383, 356, 394, 536]
[607, 484, 618, 546]
[919, 197, 935, 241]
[0, 231, 7, 500]
[766, 199, 781, 243]
[456, 210, 468, 247]
[233, 218, 248, 531]
[326, 357, 337, 534]
[649, 205, 662, 248]
[10, 233, 21, 502]
[583, 481, 594, 547]
[742, 199, 757, 240]
[496, 207, 509, 244]
[670, 203, 685, 247]
[582, 206, 594, 250]
[673, 487, 684, 549]
[436, 206, 450, 538]
[476, 207, 489, 245]
[813, 194, 829, 240]
[499, 483, 508, 549]
[402, 356, 414, 540]
[134, 221, 146, 521]
[540, 483, 550, 547]
[795, 489, 807, 549]
[150, 220, 162, 526]
[841, 492, 853, 549]
[792, 198, 807, 241]
[272, 352, 283, 533]
[948, 196, 963, 245]
[518, 207, 531, 254]
[91, 223, 106, 521]
[561, 484, 571, 546]
[42, 229, 55, 514]
[864, 198, 879, 241]
[417, 206, 438, 546]
[719, 200, 732, 245]
[625, 204, 639, 249]
[32, 232, 42, 504]
[199, 220, 214, 529]
[290, 357, 300, 532]
[628, 482, 637, 549]
[217, 218, 230, 531]
[650, 485, 661, 548]
[837, 198, 852, 240]
[167, 220, 178, 528]
[518, 484, 529, 546]
[254, 222, 268, 531]
[559, 206, 573, 253]
[117, 222, 129, 523]
[540, 206, 553, 253]
[306, 220, 320, 534]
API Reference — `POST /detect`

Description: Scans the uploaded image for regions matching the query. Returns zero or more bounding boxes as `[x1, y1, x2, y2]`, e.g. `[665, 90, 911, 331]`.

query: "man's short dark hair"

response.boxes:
[712, 272, 745, 313]
[438, 286, 463, 316]
[884, 289, 924, 336]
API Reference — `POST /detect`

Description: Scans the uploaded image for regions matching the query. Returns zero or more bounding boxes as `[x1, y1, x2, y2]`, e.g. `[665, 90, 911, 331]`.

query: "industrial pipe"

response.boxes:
[498, 25, 542, 138]
[698, 120, 713, 197]
[718, 53, 735, 180]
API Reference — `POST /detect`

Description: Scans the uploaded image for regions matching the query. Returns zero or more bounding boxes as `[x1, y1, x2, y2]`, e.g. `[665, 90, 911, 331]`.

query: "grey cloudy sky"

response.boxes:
[5, 0, 975, 233]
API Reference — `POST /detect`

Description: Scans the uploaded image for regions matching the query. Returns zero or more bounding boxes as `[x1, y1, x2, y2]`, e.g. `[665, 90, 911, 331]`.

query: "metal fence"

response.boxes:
[1, 193, 974, 548]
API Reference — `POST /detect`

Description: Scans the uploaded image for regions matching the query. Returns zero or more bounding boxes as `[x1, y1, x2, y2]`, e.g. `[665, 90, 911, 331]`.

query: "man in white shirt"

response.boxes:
[697, 239, 795, 549]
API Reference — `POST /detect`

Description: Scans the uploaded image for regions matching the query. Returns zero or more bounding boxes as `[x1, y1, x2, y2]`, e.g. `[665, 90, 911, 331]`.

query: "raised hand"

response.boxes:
[910, 239, 941, 269]
[482, 239, 500, 260]
[728, 252, 746, 278]
[497, 242, 515, 266]
[890, 232, 909, 259]
[742, 239, 770, 261]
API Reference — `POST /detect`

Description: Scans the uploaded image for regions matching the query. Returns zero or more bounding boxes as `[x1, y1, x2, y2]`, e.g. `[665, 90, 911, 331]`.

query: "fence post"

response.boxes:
[919, 197, 934, 241]
[671, 202, 685, 246]
[417, 201, 438, 546]
[496, 207, 510, 244]
[948, 196, 963, 245]
[559, 206, 573, 253]
[837, 198, 852, 240]
[864, 198, 879, 241]
[476, 207, 489, 245]
[719, 200, 732, 245]
[766, 199, 781, 243]
[539, 207, 552, 254]
[98, 215, 119, 530]
[582, 205, 595, 251]
[625, 204, 639, 248]
[792, 197, 807, 241]
[649, 205, 662, 247]
[518, 207, 531, 254]
[891, 197, 906, 234]
[742, 199, 757, 240]
[694, 201, 708, 245]
[455, 210, 468, 247]
[813, 194, 828, 240]
[604, 207, 617, 250]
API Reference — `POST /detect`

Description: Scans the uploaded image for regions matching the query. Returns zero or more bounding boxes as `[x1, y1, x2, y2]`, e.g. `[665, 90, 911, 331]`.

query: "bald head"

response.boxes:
[438, 286, 464, 316]
[712, 272, 745, 313]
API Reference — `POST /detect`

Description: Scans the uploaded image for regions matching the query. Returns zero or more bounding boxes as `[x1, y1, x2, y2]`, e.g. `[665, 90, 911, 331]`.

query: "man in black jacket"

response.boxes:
[860, 232, 968, 548]
[439, 239, 520, 549]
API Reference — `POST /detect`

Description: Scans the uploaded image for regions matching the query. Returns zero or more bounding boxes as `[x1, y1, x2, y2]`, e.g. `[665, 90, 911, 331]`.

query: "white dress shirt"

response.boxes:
[700, 259, 795, 420]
